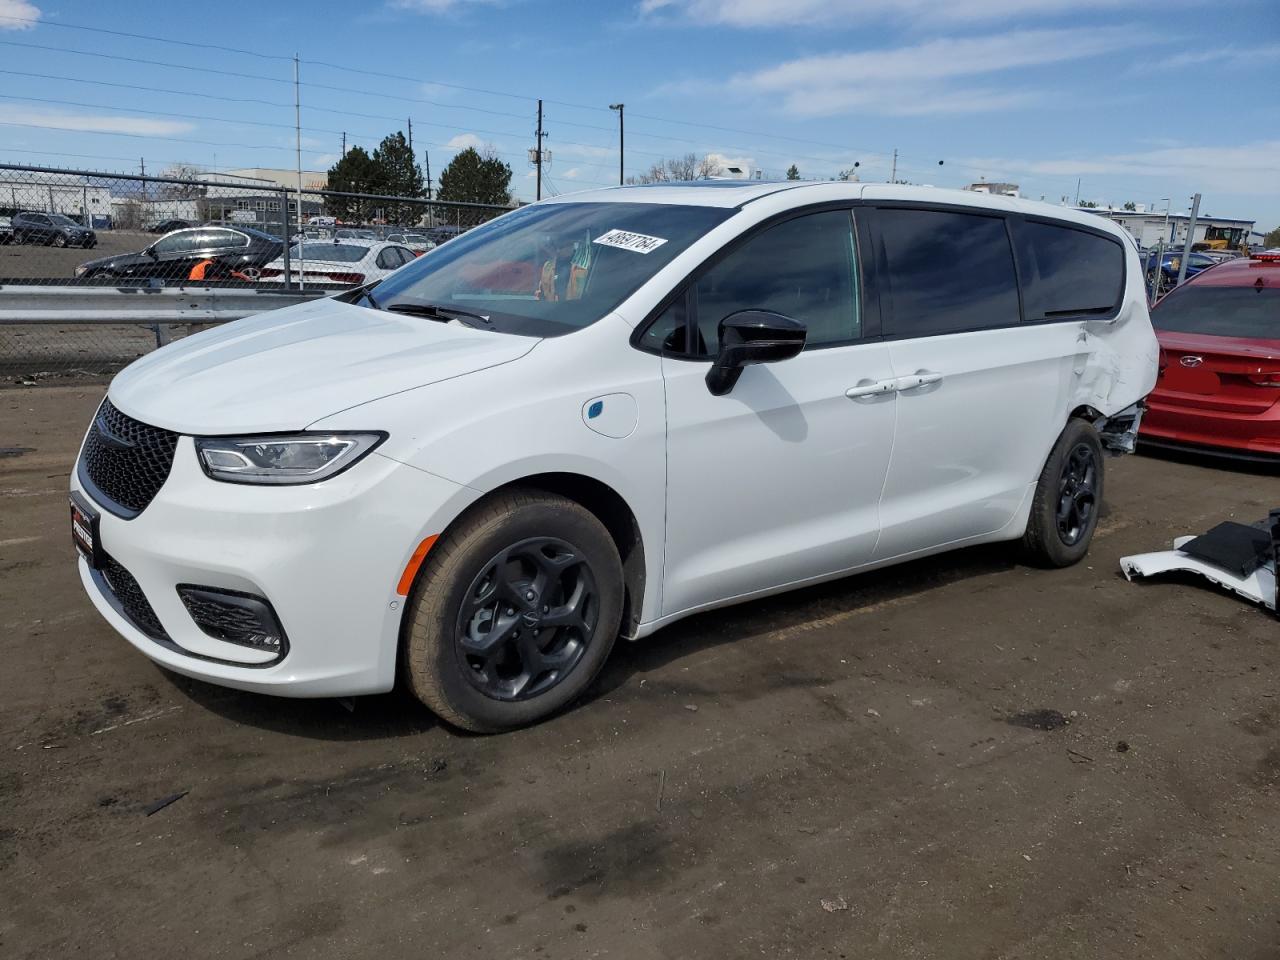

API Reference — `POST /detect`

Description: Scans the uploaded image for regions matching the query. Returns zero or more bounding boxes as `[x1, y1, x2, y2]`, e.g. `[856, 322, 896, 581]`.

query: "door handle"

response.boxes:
[845, 379, 897, 400]
[894, 370, 943, 391]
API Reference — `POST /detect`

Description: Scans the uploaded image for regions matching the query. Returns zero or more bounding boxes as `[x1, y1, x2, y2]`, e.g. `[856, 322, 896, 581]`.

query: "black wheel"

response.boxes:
[403, 489, 623, 732]
[51, 233, 67, 248]
[1021, 418, 1104, 568]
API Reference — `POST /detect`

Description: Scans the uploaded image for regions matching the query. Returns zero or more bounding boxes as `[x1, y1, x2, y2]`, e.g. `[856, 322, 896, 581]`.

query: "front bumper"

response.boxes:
[73, 439, 477, 697]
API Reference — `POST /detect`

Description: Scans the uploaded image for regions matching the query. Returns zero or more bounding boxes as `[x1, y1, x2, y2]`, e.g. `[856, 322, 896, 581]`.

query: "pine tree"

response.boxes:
[437, 148, 513, 226]
[786, 164, 800, 180]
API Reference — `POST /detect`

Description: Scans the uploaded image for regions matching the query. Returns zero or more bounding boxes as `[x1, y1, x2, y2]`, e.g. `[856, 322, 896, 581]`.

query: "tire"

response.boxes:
[403, 489, 623, 733]
[1021, 418, 1104, 568]
[52, 233, 67, 248]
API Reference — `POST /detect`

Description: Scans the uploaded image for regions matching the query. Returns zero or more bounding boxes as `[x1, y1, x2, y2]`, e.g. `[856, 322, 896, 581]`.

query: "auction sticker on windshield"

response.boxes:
[592, 229, 668, 254]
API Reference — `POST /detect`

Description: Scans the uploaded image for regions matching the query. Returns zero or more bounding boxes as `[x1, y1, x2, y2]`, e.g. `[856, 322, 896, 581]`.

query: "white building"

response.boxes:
[1077, 208, 1256, 249]
[965, 181, 1021, 197]
[0, 170, 113, 227]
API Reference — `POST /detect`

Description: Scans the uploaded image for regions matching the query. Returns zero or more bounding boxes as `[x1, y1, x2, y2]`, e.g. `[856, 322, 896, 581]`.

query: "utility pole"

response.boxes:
[1075, 178, 1081, 206]
[407, 117, 413, 154]
[424, 150, 432, 200]
[293, 54, 306, 289]
[535, 99, 545, 202]
[341, 132, 346, 156]
[609, 103, 624, 185]
[139, 157, 146, 202]
[889, 148, 896, 183]
[1176, 192, 1201, 287]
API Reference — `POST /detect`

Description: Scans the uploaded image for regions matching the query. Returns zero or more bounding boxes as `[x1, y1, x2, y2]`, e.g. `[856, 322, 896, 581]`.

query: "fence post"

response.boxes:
[280, 187, 293, 291]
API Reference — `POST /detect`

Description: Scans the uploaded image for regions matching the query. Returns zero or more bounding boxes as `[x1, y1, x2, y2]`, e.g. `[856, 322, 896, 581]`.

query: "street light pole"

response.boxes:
[609, 103, 624, 185]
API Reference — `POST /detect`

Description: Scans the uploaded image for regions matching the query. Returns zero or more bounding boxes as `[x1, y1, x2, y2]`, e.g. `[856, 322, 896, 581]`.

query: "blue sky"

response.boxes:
[0, 0, 1277, 228]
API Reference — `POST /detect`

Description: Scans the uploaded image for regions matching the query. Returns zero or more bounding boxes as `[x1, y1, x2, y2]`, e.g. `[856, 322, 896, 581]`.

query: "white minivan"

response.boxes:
[71, 182, 1158, 731]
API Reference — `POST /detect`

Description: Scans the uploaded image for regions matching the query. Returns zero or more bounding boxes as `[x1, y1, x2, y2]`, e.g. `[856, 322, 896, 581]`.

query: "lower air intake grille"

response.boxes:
[100, 554, 169, 640]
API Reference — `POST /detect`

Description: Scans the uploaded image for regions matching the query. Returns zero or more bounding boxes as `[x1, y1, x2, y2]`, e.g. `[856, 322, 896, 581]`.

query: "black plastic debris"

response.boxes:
[144, 790, 188, 816]
[1179, 522, 1273, 578]
[1007, 709, 1069, 731]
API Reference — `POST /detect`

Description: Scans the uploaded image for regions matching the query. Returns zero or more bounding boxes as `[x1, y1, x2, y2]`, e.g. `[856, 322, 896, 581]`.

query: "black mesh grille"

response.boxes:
[100, 554, 168, 640]
[178, 588, 286, 653]
[80, 399, 178, 516]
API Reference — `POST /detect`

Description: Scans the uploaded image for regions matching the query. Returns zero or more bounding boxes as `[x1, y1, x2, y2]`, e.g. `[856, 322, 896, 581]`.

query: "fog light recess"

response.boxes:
[176, 585, 289, 657]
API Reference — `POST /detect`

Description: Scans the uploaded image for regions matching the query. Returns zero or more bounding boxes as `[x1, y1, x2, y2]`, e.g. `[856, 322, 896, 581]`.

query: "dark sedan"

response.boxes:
[11, 211, 96, 248]
[75, 226, 283, 281]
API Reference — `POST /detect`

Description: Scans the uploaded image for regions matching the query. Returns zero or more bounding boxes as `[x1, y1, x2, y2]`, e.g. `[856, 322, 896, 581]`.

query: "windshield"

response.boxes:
[49, 214, 78, 226]
[1153, 284, 1279, 339]
[367, 202, 732, 335]
[291, 243, 370, 262]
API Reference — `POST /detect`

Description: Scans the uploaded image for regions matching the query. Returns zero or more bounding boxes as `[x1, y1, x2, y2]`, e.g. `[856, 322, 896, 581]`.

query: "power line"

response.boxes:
[0, 26, 889, 164]
[0, 13, 292, 60]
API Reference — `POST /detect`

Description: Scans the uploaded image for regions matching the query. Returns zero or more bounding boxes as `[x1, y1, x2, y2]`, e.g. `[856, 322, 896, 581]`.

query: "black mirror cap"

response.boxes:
[706, 310, 807, 396]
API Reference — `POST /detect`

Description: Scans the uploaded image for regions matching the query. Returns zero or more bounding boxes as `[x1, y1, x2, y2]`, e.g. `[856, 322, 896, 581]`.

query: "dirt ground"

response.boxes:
[2, 385, 1278, 960]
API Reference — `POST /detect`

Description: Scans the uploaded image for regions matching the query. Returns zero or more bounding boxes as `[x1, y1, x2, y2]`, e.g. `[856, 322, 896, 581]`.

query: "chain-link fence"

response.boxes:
[0, 163, 513, 379]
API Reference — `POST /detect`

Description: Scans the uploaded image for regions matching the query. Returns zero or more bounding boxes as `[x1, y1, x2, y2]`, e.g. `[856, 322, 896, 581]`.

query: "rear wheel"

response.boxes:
[403, 489, 623, 733]
[1021, 418, 1104, 568]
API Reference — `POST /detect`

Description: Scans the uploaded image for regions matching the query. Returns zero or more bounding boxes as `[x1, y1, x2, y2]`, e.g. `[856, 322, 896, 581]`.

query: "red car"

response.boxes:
[1141, 252, 1280, 460]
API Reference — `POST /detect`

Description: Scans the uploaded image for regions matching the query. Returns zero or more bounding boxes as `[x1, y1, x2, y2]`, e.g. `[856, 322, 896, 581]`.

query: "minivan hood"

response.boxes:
[108, 298, 539, 434]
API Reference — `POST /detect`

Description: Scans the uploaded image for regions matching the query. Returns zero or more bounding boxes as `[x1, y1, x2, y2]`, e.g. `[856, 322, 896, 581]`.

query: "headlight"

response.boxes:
[75, 265, 88, 277]
[194, 432, 385, 485]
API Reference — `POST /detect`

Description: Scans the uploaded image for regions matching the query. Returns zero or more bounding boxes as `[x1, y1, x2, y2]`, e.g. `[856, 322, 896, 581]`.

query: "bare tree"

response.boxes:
[156, 164, 208, 200]
[627, 153, 724, 184]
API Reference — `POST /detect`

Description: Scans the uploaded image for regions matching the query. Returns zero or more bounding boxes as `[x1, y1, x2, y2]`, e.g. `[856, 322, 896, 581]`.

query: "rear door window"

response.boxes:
[1013, 220, 1124, 321]
[876, 207, 1020, 337]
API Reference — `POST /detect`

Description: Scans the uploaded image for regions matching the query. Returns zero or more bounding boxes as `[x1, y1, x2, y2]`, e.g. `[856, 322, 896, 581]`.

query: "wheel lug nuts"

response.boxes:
[542, 605, 549, 612]
[505, 607, 514, 615]
[525, 590, 535, 601]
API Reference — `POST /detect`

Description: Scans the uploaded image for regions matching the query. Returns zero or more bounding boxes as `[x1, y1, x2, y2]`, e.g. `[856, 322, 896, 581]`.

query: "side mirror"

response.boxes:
[706, 310, 806, 396]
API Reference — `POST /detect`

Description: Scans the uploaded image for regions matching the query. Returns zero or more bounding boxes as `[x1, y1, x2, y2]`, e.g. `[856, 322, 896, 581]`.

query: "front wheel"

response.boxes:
[51, 233, 67, 248]
[1021, 418, 1104, 568]
[402, 489, 623, 732]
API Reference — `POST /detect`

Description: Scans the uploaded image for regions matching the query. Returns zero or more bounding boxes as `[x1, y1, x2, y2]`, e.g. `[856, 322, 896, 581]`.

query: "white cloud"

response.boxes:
[0, 106, 194, 136]
[705, 152, 755, 175]
[735, 28, 1148, 116]
[563, 168, 581, 179]
[641, 0, 1176, 26]
[1130, 42, 1280, 73]
[311, 153, 340, 168]
[0, 0, 41, 31]
[955, 140, 1280, 197]
[392, 0, 497, 13]
[446, 132, 484, 150]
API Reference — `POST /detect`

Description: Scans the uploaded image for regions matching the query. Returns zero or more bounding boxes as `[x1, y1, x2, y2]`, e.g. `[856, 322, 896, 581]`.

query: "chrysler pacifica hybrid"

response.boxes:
[71, 182, 1158, 731]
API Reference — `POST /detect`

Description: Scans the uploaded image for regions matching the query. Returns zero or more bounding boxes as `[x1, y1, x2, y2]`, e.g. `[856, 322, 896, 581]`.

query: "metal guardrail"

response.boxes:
[0, 284, 328, 324]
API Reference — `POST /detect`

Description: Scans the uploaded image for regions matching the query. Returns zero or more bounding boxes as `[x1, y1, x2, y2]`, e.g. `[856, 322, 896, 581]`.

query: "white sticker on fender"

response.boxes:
[592, 229, 668, 254]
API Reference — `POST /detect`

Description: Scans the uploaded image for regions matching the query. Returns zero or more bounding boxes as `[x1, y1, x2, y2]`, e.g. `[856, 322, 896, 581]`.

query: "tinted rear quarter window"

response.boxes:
[876, 208, 1020, 337]
[1015, 220, 1124, 320]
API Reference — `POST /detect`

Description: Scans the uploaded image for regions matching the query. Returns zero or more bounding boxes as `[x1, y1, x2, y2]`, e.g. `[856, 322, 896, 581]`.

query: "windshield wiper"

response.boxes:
[382, 302, 492, 328]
